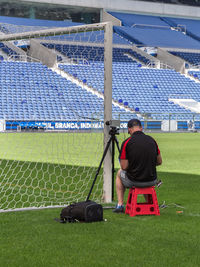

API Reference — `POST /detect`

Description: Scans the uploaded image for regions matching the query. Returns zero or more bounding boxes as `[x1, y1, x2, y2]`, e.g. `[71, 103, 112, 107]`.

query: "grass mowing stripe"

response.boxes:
[0, 132, 105, 166]
[1, 132, 200, 173]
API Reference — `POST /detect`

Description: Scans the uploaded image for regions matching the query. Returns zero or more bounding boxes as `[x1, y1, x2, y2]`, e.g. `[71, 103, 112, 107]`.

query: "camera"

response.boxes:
[105, 120, 120, 128]
[105, 120, 120, 135]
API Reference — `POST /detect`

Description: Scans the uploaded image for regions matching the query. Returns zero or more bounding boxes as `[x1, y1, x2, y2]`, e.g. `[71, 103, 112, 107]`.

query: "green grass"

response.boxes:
[0, 132, 200, 266]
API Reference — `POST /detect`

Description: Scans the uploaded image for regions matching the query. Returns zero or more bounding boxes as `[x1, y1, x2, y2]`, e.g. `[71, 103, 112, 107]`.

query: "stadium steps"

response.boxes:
[130, 46, 160, 67]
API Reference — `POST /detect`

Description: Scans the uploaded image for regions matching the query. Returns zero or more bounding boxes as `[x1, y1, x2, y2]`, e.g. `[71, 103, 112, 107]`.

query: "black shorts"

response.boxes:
[120, 170, 157, 188]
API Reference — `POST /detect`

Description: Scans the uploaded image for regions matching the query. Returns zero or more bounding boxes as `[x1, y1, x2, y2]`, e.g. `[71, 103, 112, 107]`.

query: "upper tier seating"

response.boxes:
[114, 26, 200, 49]
[162, 17, 200, 42]
[0, 61, 135, 121]
[109, 12, 200, 49]
[108, 12, 170, 27]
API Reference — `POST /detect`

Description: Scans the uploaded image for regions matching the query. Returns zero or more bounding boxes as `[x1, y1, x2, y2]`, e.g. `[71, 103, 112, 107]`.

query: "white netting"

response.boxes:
[0, 23, 113, 211]
[0, 131, 105, 211]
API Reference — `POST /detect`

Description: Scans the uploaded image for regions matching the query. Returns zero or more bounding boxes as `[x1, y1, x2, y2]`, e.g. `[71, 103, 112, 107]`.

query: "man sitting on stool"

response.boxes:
[113, 119, 162, 213]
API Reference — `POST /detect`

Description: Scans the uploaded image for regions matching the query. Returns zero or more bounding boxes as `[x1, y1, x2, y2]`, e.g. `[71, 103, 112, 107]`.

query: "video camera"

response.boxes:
[105, 120, 120, 135]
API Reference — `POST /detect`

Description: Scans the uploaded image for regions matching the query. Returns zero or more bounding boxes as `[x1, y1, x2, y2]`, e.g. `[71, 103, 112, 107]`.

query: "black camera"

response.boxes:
[105, 120, 120, 135]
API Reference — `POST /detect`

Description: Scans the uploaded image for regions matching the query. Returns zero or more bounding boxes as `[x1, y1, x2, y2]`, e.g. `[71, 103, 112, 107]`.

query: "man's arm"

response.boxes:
[156, 153, 162, 166]
[120, 159, 129, 170]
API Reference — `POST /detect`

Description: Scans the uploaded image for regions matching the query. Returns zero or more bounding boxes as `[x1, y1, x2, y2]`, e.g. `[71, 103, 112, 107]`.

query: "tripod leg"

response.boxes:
[111, 136, 121, 202]
[114, 136, 121, 154]
[86, 136, 113, 201]
[112, 136, 115, 201]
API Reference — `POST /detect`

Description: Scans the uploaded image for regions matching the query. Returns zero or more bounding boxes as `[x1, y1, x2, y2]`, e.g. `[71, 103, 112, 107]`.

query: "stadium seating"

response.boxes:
[1, 12, 200, 125]
[114, 26, 200, 49]
[0, 61, 135, 121]
[189, 70, 200, 80]
[43, 44, 136, 63]
[108, 12, 200, 49]
[43, 31, 131, 45]
[169, 51, 200, 66]
[128, 50, 150, 65]
[162, 17, 200, 42]
[108, 12, 169, 27]
[0, 42, 18, 59]
[59, 60, 200, 119]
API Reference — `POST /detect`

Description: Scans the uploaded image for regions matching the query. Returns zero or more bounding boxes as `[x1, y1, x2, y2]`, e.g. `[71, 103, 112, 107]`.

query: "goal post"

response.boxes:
[103, 22, 113, 203]
[0, 22, 114, 212]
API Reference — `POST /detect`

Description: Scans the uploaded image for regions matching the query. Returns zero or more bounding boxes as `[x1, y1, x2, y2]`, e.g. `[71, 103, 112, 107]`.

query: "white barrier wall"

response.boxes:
[161, 120, 177, 131]
[0, 120, 5, 132]
[29, 39, 57, 68]
[157, 48, 185, 74]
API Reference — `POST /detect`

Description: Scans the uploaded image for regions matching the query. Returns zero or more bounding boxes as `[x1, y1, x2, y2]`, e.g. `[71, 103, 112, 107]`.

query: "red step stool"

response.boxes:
[125, 186, 160, 216]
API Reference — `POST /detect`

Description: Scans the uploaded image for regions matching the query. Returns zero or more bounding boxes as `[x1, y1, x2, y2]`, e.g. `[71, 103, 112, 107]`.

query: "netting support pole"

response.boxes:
[103, 22, 113, 203]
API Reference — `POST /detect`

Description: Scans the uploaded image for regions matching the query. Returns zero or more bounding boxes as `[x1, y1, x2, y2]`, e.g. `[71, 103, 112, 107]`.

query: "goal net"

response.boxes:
[0, 22, 116, 212]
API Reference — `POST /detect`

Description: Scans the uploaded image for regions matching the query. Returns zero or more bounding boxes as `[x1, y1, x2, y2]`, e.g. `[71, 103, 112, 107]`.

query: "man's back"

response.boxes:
[120, 131, 159, 182]
[113, 118, 162, 212]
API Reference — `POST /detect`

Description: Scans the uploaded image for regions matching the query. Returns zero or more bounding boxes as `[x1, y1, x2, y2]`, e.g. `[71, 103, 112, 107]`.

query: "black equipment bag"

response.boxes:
[60, 200, 103, 223]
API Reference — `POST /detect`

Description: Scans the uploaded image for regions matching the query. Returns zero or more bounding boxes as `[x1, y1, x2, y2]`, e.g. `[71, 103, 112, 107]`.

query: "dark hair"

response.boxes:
[127, 119, 142, 128]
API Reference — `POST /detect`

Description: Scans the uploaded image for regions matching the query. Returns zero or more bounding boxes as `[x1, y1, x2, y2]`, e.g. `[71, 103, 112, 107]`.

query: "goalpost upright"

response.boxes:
[103, 22, 113, 203]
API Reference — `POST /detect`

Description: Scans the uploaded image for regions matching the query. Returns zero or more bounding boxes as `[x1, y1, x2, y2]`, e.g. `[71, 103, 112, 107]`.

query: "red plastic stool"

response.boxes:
[125, 186, 160, 216]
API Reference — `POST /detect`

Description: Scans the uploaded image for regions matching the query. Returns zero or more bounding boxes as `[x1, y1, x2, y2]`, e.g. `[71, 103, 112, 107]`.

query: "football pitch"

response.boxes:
[0, 132, 200, 266]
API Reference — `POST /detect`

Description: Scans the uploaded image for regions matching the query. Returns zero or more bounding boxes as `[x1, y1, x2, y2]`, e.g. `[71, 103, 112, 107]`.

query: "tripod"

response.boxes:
[87, 126, 120, 202]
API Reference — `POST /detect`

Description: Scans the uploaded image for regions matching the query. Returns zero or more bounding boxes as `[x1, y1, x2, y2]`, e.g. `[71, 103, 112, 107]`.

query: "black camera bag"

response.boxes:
[60, 200, 103, 223]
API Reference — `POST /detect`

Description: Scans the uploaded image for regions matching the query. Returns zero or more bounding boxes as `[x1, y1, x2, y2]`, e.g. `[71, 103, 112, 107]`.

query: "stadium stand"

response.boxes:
[1, 12, 200, 129]
[43, 44, 136, 63]
[169, 51, 200, 66]
[108, 12, 170, 27]
[113, 26, 200, 49]
[162, 17, 200, 42]
[59, 60, 200, 119]
[0, 16, 131, 45]
[0, 61, 135, 121]
[0, 42, 19, 59]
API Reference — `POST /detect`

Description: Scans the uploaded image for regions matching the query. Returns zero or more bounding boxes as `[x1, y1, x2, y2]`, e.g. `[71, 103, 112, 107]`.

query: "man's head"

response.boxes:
[127, 119, 142, 135]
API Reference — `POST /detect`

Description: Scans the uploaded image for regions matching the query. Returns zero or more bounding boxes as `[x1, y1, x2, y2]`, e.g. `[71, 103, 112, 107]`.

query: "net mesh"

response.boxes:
[0, 23, 112, 211]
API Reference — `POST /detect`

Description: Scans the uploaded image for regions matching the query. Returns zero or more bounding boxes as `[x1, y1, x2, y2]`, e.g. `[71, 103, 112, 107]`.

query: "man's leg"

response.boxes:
[116, 169, 126, 206]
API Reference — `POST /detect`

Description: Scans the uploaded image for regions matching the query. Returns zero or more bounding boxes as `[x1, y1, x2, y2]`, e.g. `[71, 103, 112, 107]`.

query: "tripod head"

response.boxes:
[109, 126, 119, 136]
[105, 120, 120, 136]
